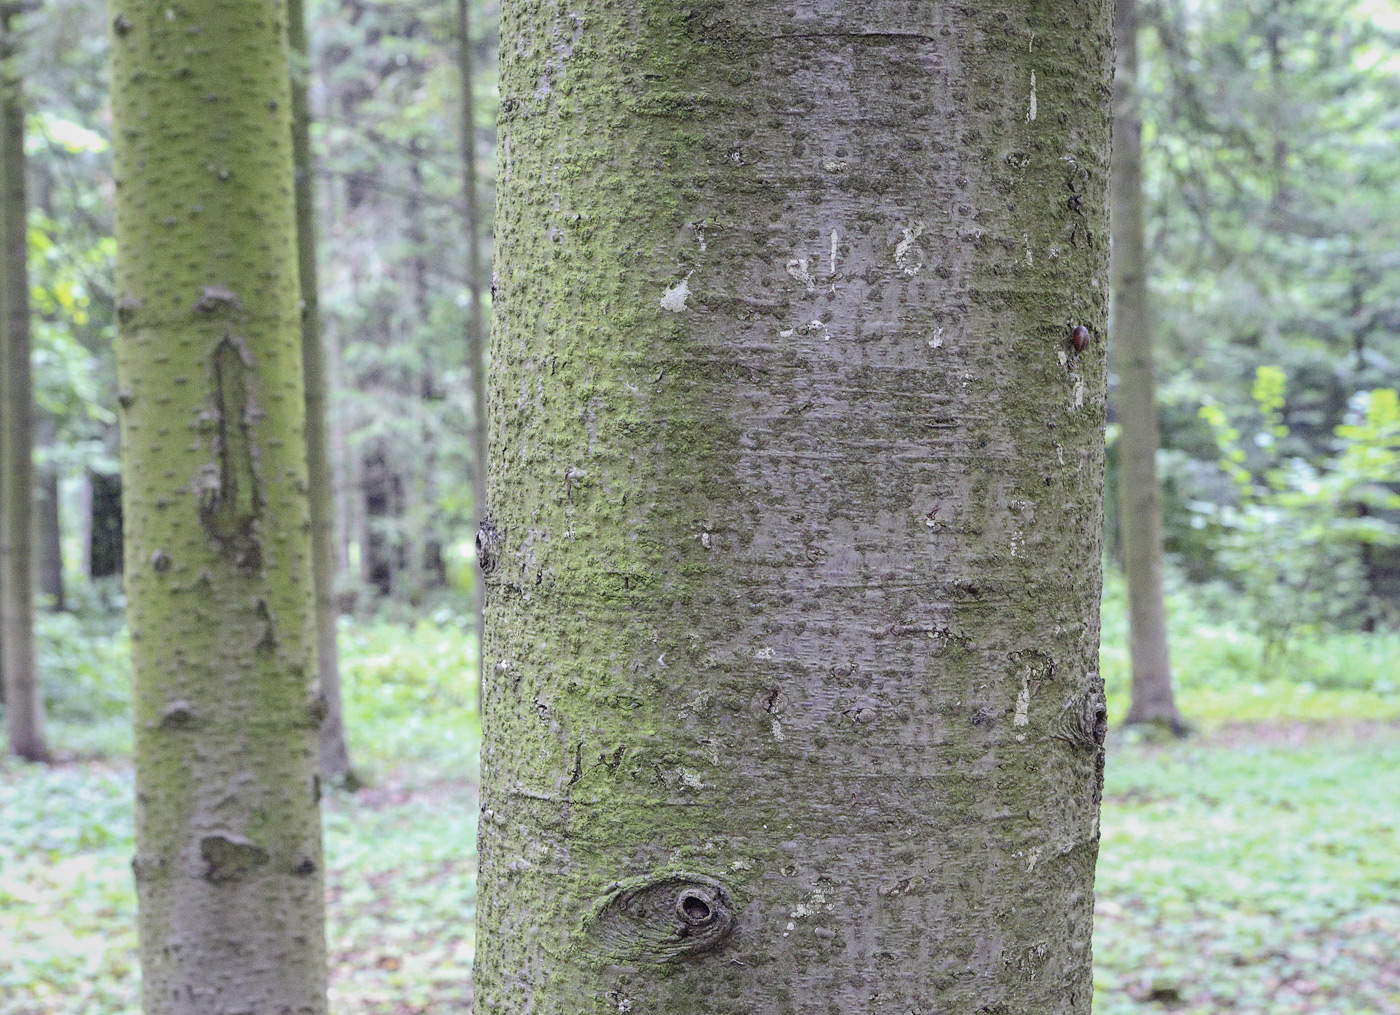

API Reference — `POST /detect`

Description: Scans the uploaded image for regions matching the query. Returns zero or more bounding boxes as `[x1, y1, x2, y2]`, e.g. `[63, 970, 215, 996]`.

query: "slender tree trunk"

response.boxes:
[0, 9, 49, 763]
[35, 416, 64, 611]
[1113, 0, 1185, 735]
[289, 0, 356, 787]
[403, 142, 430, 603]
[327, 316, 352, 576]
[457, 0, 487, 673]
[110, 2, 329, 1011]
[473, 3, 1113, 1012]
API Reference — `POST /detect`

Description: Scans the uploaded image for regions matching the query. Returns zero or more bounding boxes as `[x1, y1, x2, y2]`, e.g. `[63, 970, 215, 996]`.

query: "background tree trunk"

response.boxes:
[474, 3, 1112, 1012]
[35, 416, 64, 612]
[110, 1, 328, 1010]
[289, 0, 357, 787]
[457, 0, 488, 680]
[1113, 0, 1186, 734]
[0, 8, 49, 763]
[86, 470, 124, 579]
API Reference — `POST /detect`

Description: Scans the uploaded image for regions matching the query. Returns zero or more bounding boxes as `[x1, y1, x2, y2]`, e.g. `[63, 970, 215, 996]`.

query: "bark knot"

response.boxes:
[580, 871, 737, 965]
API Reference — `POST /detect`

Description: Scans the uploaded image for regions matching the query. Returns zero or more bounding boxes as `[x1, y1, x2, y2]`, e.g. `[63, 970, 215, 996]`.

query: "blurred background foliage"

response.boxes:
[1113, 0, 1400, 641]
[18, 0, 1400, 645]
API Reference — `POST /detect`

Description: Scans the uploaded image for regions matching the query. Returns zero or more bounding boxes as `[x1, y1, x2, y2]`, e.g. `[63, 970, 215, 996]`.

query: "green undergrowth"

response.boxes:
[1, 614, 479, 1015]
[1100, 568, 1400, 727]
[1094, 731, 1400, 1015]
[2, 589, 1398, 1013]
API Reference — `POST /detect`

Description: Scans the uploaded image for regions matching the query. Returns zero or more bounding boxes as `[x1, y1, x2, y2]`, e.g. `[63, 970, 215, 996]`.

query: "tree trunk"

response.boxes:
[0, 9, 49, 763]
[35, 415, 64, 612]
[1112, 0, 1185, 735]
[327, 316, 353, 577]
[289, 0, 357, 787]
[473, 3, 1113, 1013]
[87, 470, 124, 579]
[457, 0, 488, 681]
[110, 2, 329, 1011]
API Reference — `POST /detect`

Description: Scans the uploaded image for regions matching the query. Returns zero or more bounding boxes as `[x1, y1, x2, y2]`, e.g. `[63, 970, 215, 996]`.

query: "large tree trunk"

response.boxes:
[289, 0, 357, 787]
[473, 3, 1113, 1013]
[457, 0, 488, 681]
[110, 2, 329, 1011]
[0, 9, 49, 763]
[1112, 0, 1185, 734]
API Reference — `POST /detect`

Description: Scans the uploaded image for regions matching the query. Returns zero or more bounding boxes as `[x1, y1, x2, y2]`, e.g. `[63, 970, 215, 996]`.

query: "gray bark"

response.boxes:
[474, 2, 1113, 1012]
[0, 8, 48, 763]
[1111, 0, 1185, 734]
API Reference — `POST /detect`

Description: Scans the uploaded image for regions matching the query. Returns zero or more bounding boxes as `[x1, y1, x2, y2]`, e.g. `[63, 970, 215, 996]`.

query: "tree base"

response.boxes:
[1120, 714, 1192, 740]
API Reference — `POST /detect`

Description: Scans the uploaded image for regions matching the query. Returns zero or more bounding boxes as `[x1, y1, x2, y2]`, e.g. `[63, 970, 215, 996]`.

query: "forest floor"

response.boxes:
[2, 584, 1399, 1014]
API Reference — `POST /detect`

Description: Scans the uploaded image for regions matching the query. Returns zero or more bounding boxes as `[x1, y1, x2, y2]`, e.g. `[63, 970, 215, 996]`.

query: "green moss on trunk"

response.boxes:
[476, 2, 1112, 1012]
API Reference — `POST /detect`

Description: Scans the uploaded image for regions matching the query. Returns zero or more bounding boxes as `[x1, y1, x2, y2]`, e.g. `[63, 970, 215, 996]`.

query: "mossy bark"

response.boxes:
[110, 0, 328, 1010]
[288, 0, 356, 787]
[0, 9, 49, 763]
[474, 2, 1112, 1012]
[1111, 0, 1184, 734]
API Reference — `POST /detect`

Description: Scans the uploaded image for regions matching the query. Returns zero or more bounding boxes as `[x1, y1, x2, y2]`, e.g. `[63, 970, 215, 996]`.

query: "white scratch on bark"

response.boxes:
[1027, 71, 1038, 122]
[928, 327, 944, 349]
[787, 257, 816, 291]
[660, 276, 692, 312]
[1015, 677, 1031, 726]
[829, 230, 838, 275]
[770, 717, 786, 741]
[895, 222, 925, 276]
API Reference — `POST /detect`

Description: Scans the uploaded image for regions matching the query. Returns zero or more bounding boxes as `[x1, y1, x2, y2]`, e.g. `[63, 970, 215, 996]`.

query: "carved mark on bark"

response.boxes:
[201, 336, 262, 569]
[580, 872, 737, 965]
[200, 834, 268, 882]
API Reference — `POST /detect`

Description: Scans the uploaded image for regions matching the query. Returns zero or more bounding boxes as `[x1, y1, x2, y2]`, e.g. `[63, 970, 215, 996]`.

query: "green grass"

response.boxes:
[2, 579, 1399, 1013]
